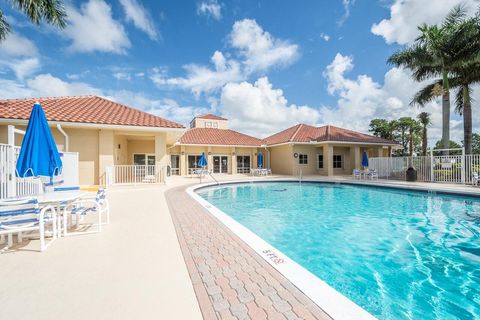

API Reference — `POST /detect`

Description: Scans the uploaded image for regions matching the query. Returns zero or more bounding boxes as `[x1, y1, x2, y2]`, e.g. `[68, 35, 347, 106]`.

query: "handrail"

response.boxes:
[209, 171, 219, 185]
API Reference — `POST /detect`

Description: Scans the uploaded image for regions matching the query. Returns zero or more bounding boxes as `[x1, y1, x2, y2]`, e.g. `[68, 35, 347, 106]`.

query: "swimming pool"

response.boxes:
[196, 182, 480, 320]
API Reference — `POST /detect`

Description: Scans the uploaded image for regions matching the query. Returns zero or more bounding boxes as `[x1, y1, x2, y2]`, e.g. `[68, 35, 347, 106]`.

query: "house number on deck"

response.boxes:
[262, 249, 285, 265]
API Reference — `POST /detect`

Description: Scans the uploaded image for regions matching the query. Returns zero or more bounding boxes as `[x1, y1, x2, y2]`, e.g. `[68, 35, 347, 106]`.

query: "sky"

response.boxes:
[0, 0, 479, 143]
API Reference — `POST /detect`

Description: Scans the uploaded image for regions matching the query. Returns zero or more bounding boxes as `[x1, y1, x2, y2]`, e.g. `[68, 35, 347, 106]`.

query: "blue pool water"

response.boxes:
[197, 182, 480, 320]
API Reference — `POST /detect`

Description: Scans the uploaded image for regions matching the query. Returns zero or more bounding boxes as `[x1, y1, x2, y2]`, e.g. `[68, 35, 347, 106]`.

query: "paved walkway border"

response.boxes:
[166, 184, 332, 320]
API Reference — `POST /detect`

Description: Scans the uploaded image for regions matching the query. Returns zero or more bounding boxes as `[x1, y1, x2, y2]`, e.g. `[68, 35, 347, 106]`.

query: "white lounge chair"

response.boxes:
[367, 169, 378, 180]
[63, 189, 109, 236]
[472, 172, 479, 186]
[353, 169, 362, 180]
[0, 198, 57, 252]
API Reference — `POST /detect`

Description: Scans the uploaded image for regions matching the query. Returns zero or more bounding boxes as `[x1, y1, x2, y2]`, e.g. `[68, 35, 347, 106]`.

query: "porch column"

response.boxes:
[324, 144, 334, 176]
[377, 148, 384, 157]
[180, 146, 186, 176]
[253, 149, 258, 168]
[99, 129, 114, 183]
[154, 133, 168, 167]
[207, 146, 213, 172]
[353, 146, 361, 170]
[231, 147, 236, 174]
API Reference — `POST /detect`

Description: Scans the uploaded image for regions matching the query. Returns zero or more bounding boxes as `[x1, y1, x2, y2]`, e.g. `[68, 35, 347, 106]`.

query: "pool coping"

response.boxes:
[187, 179, 380, 320]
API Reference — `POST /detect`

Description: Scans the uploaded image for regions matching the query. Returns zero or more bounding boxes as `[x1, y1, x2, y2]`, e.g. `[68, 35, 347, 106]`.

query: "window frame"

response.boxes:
[298, 154, 308, 165]
[333, 154, 343, 169]
[317, 154, 324, 169]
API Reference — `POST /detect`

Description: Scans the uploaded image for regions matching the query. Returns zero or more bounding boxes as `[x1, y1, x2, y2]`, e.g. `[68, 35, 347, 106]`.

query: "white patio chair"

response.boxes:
[0, 198, 57, 252]
[63, 189, 109, 236]
[353, 169, 362, 180]
[367, 169, 379, 180]
[472, 172, 479, 186]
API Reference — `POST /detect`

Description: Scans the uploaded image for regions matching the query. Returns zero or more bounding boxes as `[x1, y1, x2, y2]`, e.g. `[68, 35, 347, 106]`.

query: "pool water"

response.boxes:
[197, 182, 480, 320]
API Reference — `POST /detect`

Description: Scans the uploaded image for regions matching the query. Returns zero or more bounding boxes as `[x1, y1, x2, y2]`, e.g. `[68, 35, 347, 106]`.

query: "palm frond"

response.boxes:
[410, 80, 443, 107]
[0, 10, 11, 41]
[443, 4, 467, 28]
[455, 87, 464, 115]
[10, 0, 67, 29]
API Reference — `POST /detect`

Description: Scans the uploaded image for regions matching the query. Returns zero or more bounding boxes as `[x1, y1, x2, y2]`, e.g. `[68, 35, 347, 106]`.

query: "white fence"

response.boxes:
[105, 165, 166, 187]
[370, 154, 480, 184]
[0, 143, 43, 199]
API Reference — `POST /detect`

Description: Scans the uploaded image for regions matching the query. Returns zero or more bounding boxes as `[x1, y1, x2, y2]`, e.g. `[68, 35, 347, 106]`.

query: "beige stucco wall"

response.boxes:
[191, 118, 228, 129]
[269, 144, 294, 175]
[113, 135, 128, 165]
[127, 140, 155, 163]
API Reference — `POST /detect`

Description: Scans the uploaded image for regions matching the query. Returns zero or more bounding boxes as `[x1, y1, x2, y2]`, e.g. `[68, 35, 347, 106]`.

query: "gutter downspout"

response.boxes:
[57, 124, 69, 152]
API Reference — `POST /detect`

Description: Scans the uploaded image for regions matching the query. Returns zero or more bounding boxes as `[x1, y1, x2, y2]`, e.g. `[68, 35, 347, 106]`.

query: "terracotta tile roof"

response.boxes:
[0, 95, 184, 128]
[264, 124, 397, 145]
[178, 128, 264, 146]
[195, 114, 228, 121]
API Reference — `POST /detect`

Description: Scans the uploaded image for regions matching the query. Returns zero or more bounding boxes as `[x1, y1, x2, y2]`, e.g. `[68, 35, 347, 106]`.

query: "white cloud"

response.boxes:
[320, 33, 330, 41]
[0, 33, 41, 80]
[371, 0, 478, 45]
[119, 0, 158, 40]
[220, 77, 320, 137]
[113, 72, 132, 81]
[65, 0, 130, 54]
[197, 0, 222, 20]
[0, 32, 38, 57]
[320, 53, 467, 145]
[9, 58, 41, 80]
[151, 19, 299, 96]
[338, 0, 355, 25]
[229, 19, 299, 73]
[150, 51, 244, 96]
[0, 73, 103, 99]
[26, 74, 104, 97]
[109, 91, 208, 125]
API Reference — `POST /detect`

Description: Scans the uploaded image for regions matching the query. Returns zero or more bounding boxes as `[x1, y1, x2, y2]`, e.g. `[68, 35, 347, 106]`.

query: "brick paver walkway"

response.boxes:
[166, 185, 332, 320]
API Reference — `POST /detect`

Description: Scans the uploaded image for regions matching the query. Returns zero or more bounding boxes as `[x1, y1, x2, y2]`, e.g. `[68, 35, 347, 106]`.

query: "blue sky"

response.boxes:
[0, 0, 477, 141]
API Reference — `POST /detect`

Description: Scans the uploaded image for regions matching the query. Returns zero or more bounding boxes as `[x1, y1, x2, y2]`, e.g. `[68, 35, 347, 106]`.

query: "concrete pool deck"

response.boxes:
[1, 174, 480, 319]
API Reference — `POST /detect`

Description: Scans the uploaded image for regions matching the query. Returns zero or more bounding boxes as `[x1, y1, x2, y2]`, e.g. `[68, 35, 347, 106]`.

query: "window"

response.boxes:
[170, 155, 180, 175]
[205, 122, 212, 128]
[187, 155, 202, 174]
[133, 154, 155, 165]
[317, 155, 323, 169]
[213, 122, 218, 128]
[299, 154, 308, 165]
[333, 155, 343, 168]
[237, 155, 251, 173]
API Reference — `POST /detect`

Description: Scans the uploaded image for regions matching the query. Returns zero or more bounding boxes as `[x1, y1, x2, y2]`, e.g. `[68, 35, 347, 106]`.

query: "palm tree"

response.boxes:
[409, 12, 480, 154]
[388, 5, 468, 153]
[0, 0, 67, 41]
[417, 112, 431, 156]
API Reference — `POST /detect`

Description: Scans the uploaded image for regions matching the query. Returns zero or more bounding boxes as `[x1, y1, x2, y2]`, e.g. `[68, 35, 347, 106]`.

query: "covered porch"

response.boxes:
[270, 143, 391, 177]
[167, 145, 269, 176]
[103, 130, 182, 185]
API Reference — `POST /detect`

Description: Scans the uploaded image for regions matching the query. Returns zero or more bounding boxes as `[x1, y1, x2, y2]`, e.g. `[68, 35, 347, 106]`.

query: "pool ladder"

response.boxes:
[299, 168, 303, 184]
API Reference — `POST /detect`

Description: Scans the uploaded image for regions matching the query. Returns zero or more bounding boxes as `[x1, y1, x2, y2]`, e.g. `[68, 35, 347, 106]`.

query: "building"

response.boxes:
[0, 95, 398, 185]
[265, 124, 397, 176]
[0, 96, 185, 185]
[169, 114, 266, 175]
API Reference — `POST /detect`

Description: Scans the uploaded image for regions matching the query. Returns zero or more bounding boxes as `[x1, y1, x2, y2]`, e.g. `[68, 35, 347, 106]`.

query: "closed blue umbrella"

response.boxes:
[16, 102, 62, 183]
[362, 151, 369, 168]
[257, 152, 264, 168]
[198, 152, 207, 168]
